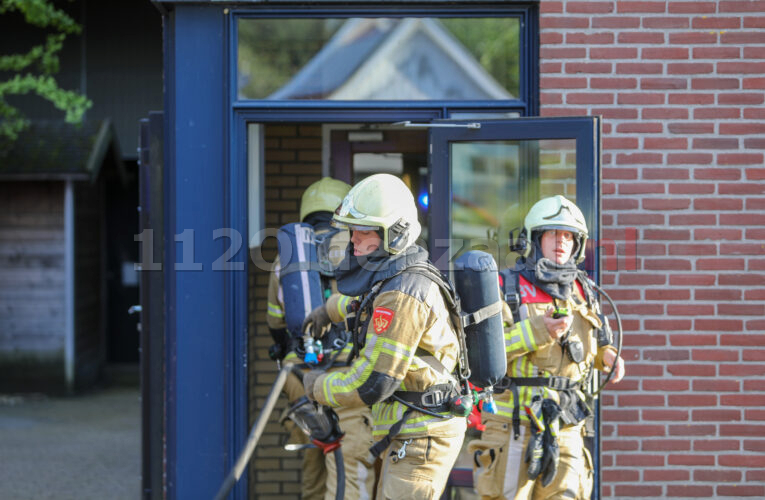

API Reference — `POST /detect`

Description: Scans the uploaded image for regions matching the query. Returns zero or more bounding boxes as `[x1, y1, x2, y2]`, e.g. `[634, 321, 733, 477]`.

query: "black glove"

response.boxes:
[540, 399, 562, 487]
[268, 327, 290, 360]
[302, 304, 331, 337]
[525, 425, 544, 480]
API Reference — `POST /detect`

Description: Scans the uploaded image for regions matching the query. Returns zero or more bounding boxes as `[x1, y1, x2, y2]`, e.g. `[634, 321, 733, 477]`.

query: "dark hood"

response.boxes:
[335, 244, 430, 297]
[517, 238, 578, 300]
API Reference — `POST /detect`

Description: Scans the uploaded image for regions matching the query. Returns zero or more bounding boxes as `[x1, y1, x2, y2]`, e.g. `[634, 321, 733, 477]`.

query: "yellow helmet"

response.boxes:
[332, 173, 421, 254]
[300, 178, 352, 222]
[521, 195, 588, 263]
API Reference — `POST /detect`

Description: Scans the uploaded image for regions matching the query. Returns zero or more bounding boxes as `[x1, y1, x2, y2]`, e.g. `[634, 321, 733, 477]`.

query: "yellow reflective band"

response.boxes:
[505, 319, 536, 352]
[267, 302, 284, 318]
[321, 373, 340, 407]
[519, 320, 537, 350]
[337, 295, 351, 319]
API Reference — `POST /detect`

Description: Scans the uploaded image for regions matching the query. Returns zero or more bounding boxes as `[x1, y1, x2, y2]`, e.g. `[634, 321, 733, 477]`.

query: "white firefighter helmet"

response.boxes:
[300, 177, 352, 222]
[521, 195, 588, 263]
[332, 173, 421, 254]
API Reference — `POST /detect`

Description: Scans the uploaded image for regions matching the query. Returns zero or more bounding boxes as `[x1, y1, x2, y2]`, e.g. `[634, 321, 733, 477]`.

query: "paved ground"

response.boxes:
[0, 384, 140, 500]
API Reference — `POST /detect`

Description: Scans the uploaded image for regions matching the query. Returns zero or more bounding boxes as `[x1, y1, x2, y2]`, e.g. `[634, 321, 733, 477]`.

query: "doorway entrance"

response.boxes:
[328, 126, 429, 240]
[246, 116, 601, 497]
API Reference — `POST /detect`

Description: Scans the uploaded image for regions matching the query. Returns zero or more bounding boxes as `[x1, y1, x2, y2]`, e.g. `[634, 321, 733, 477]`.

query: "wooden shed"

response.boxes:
[0, 119, 126, 393]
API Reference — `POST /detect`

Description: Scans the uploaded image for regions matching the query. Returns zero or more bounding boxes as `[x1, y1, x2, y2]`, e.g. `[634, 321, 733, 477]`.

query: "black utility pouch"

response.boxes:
[562, 337, 585, 363]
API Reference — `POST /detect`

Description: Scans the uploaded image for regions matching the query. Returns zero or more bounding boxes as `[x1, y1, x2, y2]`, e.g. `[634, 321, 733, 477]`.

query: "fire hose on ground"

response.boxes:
[213, 362, 345, 500]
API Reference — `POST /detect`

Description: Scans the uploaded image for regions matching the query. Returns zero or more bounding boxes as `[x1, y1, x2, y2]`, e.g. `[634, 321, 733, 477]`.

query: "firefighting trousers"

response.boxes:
[469, 417, 593, 500]
[375, 422, 466, 500]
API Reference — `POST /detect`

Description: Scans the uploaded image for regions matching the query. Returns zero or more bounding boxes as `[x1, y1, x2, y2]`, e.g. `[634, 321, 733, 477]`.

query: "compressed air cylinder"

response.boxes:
[277, 223, 325, 336]
[453, 250, 507, 389]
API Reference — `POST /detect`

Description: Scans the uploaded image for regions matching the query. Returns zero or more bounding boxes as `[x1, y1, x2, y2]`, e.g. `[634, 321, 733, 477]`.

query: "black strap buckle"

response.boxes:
[421, 388, 447, 408]
[505, 292, 520, 323]
[547, 376, 576, 391]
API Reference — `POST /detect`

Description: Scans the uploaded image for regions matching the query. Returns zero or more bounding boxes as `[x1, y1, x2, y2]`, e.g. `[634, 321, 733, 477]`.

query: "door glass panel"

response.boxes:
[238, 17, 520, 100]
[450, 138, 577, 269]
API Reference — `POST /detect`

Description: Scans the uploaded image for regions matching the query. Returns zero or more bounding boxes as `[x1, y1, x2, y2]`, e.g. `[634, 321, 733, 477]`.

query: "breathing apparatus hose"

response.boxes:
[587, 279, 623, 397]
[333, 448, 345, 500]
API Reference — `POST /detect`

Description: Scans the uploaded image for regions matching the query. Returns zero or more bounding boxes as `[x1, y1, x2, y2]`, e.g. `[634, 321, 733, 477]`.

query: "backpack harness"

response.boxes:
[346, 261, 476, 458]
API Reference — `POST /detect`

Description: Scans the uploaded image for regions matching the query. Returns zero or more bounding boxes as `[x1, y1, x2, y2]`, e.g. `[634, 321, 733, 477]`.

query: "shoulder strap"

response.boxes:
[500, 268, 521, 323]
[400, 262, 473, 385]
[346, 279, 386, 365]
[576, 270, 596, 308]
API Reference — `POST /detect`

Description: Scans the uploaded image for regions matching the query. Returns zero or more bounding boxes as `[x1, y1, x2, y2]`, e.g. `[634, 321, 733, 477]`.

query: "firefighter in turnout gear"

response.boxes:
[470, 195, 625, 500]
[267, 177, 376, 500]
[302, 174, 468, 500]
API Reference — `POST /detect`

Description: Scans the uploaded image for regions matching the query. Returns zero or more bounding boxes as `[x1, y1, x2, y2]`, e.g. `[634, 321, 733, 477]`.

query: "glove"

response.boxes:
[302, 370, 322, 401]
[539, 399, 562, 487]
[302, 304, 331, 337]
[267, 327, 290, 361]
[525, 425, 544, 480]
[540, 429, 560, 486]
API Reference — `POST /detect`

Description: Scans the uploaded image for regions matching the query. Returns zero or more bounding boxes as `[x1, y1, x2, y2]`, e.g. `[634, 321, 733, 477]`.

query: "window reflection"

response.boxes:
[450, 139, 577, 269]
[238, 17, 520, 100]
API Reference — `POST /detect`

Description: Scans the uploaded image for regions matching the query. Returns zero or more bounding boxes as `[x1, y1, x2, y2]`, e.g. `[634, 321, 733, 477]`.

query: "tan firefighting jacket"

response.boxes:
[310, 268, 466, 440]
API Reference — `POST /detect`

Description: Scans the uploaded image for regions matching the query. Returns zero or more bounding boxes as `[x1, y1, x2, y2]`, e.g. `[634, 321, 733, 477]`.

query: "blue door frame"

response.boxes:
[164, 6, 237, 499]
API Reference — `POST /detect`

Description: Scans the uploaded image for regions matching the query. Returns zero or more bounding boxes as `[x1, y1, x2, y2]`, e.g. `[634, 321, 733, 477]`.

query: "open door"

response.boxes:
[425, 116, 602, 498]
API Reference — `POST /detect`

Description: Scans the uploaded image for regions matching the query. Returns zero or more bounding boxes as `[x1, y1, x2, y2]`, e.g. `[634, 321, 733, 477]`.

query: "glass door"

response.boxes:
[427, 117, 601, 276]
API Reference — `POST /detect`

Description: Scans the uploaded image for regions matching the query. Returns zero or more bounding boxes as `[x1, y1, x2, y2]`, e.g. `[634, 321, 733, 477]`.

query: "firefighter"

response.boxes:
[470, 195, 625, 500]
[302, 173, 467, 500]
[267, 177, 376, 500]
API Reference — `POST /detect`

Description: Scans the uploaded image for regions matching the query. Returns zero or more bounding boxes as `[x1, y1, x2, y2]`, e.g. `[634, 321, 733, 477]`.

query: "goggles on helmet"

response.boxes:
[332, 198, 380, 232]
[333, 222, 379, 232]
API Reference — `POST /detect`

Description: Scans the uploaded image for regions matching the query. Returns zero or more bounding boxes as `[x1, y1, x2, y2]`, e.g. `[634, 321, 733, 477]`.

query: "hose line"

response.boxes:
[588, 279, 623, 397]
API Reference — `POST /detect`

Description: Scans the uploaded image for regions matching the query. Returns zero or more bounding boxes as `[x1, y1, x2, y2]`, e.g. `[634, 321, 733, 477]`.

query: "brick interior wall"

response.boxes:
[248, 124, 323, 499]
[540, 1, 765, 498]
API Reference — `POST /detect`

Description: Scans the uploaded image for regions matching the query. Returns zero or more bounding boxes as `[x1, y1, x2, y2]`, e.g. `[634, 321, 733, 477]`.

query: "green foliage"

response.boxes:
[0, 0, 92, 142]
[238, 18, 338, 99]
[440, 18, 521, 96]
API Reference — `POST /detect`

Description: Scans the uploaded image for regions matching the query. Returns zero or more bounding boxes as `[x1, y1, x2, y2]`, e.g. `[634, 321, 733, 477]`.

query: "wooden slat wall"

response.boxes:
[0, 182, 66, 384]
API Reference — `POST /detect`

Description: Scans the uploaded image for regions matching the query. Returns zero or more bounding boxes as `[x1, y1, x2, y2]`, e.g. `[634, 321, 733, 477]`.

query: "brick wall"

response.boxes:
[540, 1, 765, 497]
[248, 124, 323, 499]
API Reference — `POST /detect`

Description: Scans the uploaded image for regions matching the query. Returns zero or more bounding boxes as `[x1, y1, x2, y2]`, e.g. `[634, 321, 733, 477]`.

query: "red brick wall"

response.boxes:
[540, 1, 765, 497]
